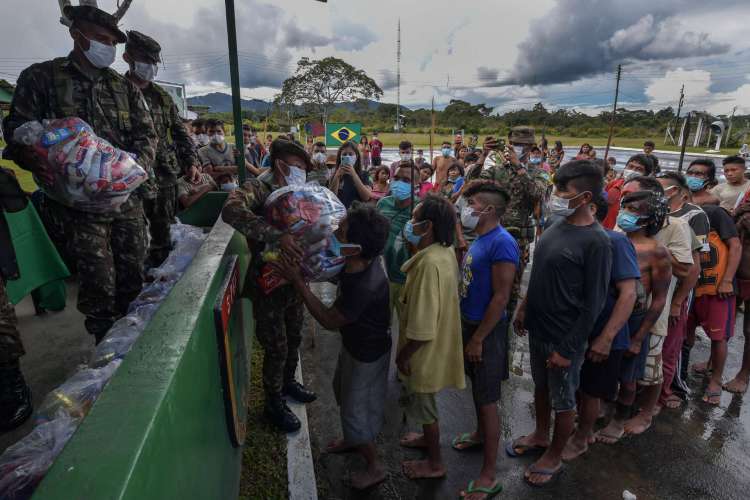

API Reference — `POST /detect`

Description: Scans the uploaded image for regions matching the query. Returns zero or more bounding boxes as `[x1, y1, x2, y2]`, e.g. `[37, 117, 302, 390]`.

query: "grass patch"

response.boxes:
[238, 338, 288, 500]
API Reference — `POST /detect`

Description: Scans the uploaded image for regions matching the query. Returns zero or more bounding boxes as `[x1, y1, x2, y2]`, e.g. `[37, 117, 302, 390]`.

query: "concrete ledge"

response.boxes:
[286, 361, 318, 500]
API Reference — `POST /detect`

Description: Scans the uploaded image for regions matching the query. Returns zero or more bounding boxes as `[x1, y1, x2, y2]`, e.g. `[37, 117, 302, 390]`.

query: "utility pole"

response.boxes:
[603, 64, 622, 161]
[678, 112, 692, 173]
[225, 0, 245, 183]
[396, 18, 401, 133]
[667, 84, 685, 145]
[430, 96, 435, 164]
[725, 105, 737, 147]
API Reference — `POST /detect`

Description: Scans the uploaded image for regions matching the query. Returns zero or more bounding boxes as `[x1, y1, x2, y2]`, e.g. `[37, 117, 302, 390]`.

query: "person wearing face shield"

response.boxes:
[221, 138, 316, 433]
[602, 154, 655, 230]
[124, 30, 199, 268]
[2, 5, 158, 345]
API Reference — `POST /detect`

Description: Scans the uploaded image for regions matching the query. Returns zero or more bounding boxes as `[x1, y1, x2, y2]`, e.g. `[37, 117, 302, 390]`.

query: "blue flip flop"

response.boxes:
[505, 437, 547, 458]
[524, 463, 563, 487]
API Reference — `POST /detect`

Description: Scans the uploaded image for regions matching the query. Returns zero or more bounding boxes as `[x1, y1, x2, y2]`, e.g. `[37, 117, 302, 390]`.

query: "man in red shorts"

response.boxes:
[687, 203, 742, 404]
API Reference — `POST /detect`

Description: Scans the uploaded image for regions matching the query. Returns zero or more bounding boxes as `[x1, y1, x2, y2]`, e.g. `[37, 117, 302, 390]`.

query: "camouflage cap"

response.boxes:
[63, 5, 127, 44]
[510, 126, 536, 145]
[125, 30, 162, 63]
[269, 139, 313, 171]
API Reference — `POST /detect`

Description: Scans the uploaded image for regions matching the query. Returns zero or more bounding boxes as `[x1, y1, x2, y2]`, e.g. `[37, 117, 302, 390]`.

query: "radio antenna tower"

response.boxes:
[396, 18, 401, 132]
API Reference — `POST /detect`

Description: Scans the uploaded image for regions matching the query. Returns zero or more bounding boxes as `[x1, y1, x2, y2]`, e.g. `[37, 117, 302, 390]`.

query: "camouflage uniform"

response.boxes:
[126, 31, 198, 267]
[2, 46, 157, 339]
[221, 170, 304, 395]
[480, 161, 548, 312]
[0, 278, 23, 365]
[0, 169, 24, 364]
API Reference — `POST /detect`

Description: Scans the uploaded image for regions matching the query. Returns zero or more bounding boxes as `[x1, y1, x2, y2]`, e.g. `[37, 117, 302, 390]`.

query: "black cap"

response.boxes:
[64, 5, 127, 44]
[269, 139, 313, 171]
[125, 30, 162, 63]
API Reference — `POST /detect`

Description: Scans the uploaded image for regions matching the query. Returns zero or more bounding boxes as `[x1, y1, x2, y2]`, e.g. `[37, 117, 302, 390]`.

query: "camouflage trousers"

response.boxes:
[48, 197, 147, 339]
[253, 284, 304, 395]
[144, 183, 177, 268]
[0, 277, 24, 365]
[508, 237, 531, 317]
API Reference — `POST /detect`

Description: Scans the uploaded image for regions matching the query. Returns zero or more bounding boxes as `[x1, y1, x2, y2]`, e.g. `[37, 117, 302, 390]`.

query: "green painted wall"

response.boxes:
[32, 220, 253, 500]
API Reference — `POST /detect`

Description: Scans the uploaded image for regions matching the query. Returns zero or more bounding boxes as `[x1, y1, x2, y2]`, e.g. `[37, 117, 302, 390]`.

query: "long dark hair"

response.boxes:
[336, 141, 362, 173]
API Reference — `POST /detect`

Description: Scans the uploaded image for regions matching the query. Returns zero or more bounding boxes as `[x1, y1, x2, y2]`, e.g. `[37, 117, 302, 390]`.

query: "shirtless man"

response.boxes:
[597, 177, 671, 443]
[434, 141, 455, 186]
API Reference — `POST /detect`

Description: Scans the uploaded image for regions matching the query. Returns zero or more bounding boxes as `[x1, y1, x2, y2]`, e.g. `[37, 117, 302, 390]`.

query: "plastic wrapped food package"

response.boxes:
[259, 184, 347, 293]
[147, 224, 207, 282]
[12, 117, 147, 213]
[0, 415, 79, 500]
[35, 361, 121, 423]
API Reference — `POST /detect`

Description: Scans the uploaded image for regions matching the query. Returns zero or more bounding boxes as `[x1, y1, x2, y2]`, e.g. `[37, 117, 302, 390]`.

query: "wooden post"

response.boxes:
[603, 64, 622, 161]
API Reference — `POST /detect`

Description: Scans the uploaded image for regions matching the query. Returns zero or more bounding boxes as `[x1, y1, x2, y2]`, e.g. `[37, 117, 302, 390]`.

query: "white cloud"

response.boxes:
[645, 68, 750, 114]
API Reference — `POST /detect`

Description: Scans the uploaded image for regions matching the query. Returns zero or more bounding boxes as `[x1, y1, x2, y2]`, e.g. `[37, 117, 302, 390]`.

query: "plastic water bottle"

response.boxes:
[623, 490, 637, 500]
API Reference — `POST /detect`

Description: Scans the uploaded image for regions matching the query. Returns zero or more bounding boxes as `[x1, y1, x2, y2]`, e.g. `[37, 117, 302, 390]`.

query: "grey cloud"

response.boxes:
[379, 69, 403, 91]
[503, 0, 737, 86]
[330, 21, 378, 51]
[477, 66, 499, 82]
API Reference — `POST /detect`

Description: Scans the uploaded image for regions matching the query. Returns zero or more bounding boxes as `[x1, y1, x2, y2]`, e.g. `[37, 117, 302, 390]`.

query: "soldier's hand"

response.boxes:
[280, 233, 304, 262]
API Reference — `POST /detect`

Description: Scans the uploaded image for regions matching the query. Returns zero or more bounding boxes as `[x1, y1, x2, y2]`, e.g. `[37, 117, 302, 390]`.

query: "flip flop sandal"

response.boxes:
[505, 437, 547, 458]
[692, 364, 712, 375]
[702, 390, 722, 405]
[460, 480, 503, 498]
[524, 464, 563, 488]
[452, 432, 484, 451]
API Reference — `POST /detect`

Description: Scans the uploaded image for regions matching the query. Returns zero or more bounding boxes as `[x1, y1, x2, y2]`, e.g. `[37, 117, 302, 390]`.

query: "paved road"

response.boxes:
[301, 281, 750, 500]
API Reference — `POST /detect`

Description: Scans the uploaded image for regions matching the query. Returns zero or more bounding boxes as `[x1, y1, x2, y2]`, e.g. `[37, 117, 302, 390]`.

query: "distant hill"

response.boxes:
[186, 92, 395, 114]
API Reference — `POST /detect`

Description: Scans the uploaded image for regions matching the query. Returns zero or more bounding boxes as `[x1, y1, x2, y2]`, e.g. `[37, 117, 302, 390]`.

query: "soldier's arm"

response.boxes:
[1, 66, 48, 167]
[127, 83, 157, 175]
[169, 101, 198, 174]
[221, 180, 284, 243]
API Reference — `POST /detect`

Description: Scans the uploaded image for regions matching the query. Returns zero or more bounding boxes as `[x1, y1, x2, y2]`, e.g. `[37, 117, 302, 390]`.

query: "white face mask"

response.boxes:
[134, 61, 158, 82]
[78, 31, 116, 68]
[400, 153, 412, 162]
[622, 168, 640, 180]
[210, 133, 225, 145]
[341, 154, 356, 167]
[220, 182, 238, 191]
[460, 206, 482, 230]
[312, 152, 327, 165]
[196, 133, 209, 146]
[284, 164, 307, 186]
[548, 192, 586, 217]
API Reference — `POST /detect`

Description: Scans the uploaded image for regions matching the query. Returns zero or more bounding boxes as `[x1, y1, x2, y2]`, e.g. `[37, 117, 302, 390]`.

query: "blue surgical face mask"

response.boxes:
[441, 147, 452, 157]
[390, 180, 413, 201]
[404, 220, 427, 246]
[685, 175, 706, 192]
[617, 211, 644, 233]
[329, 234, 361, 257]
[529, 157, 542, 165]
[341, 154, 356, 167]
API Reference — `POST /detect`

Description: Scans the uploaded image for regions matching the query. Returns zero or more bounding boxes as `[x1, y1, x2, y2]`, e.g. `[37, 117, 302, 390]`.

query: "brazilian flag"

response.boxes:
[326, 123, 361, 147]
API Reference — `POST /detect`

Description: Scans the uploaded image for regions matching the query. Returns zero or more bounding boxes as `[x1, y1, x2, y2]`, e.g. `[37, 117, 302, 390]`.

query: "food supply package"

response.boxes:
[259, 183, 347, 293]
[12, 117, 147, 212]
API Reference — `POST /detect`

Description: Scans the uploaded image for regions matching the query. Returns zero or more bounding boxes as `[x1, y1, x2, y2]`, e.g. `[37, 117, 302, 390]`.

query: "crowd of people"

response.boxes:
[1, 5, 750, 499]
[219, 123, 750, 497]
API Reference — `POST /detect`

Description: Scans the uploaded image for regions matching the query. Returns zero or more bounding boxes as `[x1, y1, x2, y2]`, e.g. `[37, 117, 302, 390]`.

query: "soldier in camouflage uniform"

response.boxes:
[124, 31, 200, 268]
[479, 128, 548, 314]
[2, 5, 157, 343]
[0, 168, 32, 430]
[221, 139, 316, 433]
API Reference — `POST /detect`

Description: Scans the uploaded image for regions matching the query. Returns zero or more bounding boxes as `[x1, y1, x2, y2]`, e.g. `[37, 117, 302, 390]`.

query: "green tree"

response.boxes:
[275, 57, 383, 124]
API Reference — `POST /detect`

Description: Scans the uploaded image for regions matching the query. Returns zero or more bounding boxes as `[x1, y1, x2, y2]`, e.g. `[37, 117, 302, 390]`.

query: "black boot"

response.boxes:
[283, 381, 317, 404]
[0, 361, 33, 431]
[265, 393, 301, 433]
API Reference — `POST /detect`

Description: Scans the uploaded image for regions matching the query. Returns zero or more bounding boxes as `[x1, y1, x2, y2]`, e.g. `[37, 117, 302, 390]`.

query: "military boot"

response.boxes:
[283, 380, 317, 404]
[265, 393, 301, 433]
[0, 361, 33, 431]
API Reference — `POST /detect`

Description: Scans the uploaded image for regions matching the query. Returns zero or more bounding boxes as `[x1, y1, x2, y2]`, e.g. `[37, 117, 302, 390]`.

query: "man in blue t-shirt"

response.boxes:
[454, 181, 519, 498]
[562, 197, 640, 461]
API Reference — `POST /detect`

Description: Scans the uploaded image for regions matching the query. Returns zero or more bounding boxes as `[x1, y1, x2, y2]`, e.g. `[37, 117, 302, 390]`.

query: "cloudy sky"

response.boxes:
[1, 0, 748, 115]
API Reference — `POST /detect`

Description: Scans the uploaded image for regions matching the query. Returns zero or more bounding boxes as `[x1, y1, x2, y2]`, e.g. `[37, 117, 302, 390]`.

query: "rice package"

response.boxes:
[259, 183, 346, 293]
[12, 117, 147, 212]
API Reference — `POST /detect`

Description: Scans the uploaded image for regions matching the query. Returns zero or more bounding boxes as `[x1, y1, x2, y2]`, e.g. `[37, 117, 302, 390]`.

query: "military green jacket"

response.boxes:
[479, 162, 548, 232]
[139, 79, 197, 186]
[221, 170, 284, 245]
[2, 53, 157, 180]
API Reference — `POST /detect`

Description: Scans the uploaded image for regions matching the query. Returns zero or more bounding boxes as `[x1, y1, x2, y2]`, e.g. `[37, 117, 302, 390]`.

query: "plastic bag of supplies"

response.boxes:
[12, 117, 148, 212]
[259, 183, 347, 293]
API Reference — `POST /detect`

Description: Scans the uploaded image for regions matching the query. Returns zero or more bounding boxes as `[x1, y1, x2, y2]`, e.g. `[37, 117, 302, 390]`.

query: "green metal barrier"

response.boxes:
[177, 191, 229, 227]
[32, 218, 253, 500]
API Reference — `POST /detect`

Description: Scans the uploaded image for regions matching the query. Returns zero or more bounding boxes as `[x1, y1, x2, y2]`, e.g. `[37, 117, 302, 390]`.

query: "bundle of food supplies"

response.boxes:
[258, 183, 347, 293]
[12, 117, 148, 212]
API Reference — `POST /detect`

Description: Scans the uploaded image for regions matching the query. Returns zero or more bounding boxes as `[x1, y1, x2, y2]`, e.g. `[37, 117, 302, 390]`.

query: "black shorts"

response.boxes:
[580, 349, 625, 401]
[462, 317, 508, 406]
[372, 157, 382, 166]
